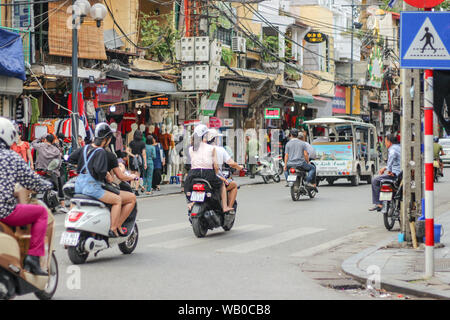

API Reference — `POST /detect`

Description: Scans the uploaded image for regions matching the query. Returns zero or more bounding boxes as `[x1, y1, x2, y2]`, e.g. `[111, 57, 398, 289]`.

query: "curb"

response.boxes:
[341, 237, 450, 300]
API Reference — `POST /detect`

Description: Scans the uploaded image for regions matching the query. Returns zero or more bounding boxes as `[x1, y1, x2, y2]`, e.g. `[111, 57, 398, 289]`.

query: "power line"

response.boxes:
[0, 0, 61, 6]
[213, 2, 347, 86]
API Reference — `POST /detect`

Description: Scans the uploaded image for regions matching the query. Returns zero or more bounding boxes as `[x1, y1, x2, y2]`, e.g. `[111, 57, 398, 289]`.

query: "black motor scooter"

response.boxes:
[186, 172, 237, 238]
[380, 171, 403, 231]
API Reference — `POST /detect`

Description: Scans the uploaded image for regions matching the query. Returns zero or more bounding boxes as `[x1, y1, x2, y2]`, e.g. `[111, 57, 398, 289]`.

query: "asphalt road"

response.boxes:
[21, 169, 450, 300]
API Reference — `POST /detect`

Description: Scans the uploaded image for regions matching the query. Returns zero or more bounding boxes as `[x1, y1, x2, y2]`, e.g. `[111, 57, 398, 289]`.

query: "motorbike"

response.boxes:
[60, 179, 139, 264]
[186, 170, 237, 238]
[434, 160, 442, 182]
[287, 166, 318, 201]
[254, 153, 281, 183]
[35, 159, 62, 213]
[0, 195, 59, 300]
[379, 172, 403, 231]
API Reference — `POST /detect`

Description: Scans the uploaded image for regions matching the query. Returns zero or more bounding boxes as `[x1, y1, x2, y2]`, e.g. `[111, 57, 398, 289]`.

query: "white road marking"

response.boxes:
[290, 231, 367, 258]
[147, 224, 271, 249]
[139, 222, 189, 238]
[217, 227, 325, 254]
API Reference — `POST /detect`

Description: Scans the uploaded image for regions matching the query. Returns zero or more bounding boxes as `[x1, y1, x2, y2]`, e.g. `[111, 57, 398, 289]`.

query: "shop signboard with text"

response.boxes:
[150, 95, 171, 109]
[201, 93, 220, 116]
[264, 108, 281, 119]
[332, 86, 346, 114]
[224, 81, 250, 108]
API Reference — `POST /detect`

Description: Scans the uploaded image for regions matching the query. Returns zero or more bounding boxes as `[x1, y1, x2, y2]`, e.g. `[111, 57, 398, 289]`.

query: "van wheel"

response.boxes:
[326, 178, 334, 185]
[351, 168, 360, 186]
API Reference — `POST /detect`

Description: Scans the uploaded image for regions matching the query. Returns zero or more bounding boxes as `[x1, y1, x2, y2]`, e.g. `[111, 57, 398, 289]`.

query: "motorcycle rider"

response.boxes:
[68, 123, 122, 238]
[206, 129, 244, 209]
[104, 149, 138, 235]
[284, 128, 317, 189]
[0, 117, 52, 275]
[434, 137, 445, 177]
[32, 133, 63, 207]
[184, 124, 234, 213]
[369, 133, 401, 212]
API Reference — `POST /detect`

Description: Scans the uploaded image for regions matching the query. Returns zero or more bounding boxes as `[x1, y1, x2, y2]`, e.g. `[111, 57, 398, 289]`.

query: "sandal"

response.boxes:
[108, 230, 119, 238]
[117, 227, 128, 237]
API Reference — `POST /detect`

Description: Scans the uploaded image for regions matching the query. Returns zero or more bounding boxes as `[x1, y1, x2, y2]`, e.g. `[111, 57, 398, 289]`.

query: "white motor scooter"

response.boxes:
[254, 153, 281, 184]
[60, 179, 139, 264]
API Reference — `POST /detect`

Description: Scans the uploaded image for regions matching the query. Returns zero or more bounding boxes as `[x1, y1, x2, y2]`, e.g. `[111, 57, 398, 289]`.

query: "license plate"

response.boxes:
[287, 175, 297, 182]
[190, 191, 205, 202]
[60, 231, 80, 246]
[380, 192, 393, 201]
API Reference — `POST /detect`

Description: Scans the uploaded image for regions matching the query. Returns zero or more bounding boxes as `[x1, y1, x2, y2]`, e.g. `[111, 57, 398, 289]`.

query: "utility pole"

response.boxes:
[399, 1, 422, 246]
[71, 0, 79, 151]
[349, 0, 355, 116]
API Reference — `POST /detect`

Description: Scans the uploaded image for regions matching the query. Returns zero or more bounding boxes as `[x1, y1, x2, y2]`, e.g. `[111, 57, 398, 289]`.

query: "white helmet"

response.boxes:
[0, 117, 18, 147]
[207, 128, 223, 142]
[193, 124, 208, 138]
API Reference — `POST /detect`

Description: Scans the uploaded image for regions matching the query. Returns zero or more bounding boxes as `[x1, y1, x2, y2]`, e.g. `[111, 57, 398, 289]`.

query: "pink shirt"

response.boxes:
[189, 143, 215, 169]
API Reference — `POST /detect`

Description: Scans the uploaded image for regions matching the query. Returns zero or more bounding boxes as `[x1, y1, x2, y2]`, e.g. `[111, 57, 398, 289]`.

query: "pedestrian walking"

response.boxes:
[144, 136, 156, 195]
[152, 138, 165, 191]
[126, 130, 147, 195]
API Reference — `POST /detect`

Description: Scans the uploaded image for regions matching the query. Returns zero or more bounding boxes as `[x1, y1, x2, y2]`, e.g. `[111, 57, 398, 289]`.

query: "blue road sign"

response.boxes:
[400, 12, 450, 70]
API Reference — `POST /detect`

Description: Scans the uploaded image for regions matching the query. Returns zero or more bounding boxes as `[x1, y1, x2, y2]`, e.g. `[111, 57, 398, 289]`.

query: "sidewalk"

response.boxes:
[135, 175, 267, 199]
[342, 211, 450, 299]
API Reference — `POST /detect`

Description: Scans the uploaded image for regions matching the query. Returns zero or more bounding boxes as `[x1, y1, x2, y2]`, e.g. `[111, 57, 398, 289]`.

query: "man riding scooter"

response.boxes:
[283, 128, 317, 190]
[0, 117, 53, 275]
[206, 129, 243, 209]
[434, 137, 445, 177]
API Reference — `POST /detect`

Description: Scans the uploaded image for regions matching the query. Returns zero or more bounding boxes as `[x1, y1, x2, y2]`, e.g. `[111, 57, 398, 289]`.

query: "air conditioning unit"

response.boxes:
[231, 36, 246, 53]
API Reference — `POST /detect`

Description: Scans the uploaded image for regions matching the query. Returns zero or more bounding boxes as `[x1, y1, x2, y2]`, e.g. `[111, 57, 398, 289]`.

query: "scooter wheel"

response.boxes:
[68, 245, 89, 265]
[119, 225, 139, 254]
[34, 253, 58, 300]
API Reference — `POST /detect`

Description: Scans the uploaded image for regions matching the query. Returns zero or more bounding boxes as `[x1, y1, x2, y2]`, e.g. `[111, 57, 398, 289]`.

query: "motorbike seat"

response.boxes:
[0, 222, 16, 237]
[380, 179, 396, 186]
[71, 194, 106, 208]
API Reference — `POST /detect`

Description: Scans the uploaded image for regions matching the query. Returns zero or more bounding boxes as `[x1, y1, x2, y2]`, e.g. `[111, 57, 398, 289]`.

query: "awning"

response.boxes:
[0, 75, 23, 95]
[125, 77, 178, 94]
[313, 95, 332, 102]
[288, 88, 314, 104]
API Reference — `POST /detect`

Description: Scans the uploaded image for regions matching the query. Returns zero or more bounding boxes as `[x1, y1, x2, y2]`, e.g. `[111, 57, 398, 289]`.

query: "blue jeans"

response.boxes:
[287, 162, 316, 184]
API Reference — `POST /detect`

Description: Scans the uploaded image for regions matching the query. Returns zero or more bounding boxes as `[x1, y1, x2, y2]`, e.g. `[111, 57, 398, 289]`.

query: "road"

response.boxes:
[24, 169, 450, 300]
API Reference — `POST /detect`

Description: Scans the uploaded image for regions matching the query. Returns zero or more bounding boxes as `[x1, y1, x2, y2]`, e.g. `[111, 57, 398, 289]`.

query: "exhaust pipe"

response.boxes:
[84, 238, 108, 252]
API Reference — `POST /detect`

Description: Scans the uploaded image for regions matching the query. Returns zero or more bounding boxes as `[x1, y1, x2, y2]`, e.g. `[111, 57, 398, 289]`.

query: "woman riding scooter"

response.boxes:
[184, 124, 234, 213]
[68, 123, 124, 238]
[0, 117, 53, 276]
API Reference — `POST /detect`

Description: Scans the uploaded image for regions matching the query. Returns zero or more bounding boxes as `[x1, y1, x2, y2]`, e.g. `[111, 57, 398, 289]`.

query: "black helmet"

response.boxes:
[290, 128, 299, 138]
[434, 137, 439, 143]
[94, 122, 113, 140]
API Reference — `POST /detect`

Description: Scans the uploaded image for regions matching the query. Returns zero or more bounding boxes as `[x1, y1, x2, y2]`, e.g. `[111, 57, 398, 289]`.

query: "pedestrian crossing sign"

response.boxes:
[400, 12, 450, 70]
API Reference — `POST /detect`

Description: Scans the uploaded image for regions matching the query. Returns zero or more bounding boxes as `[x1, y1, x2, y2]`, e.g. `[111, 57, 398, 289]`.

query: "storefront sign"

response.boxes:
[222, 118, 234, 127]
[97, 80, 124, 103]
[264, 108, 281, 119]
[304, 32, 327, 44]
[201, 93, 220, 116]
[224, 81, 250, 108]
[345, 87, 360, 115]
[150, 95, 170, 109]
[332, 85, 346, 114]
[209, 117, 222, 128]
[367, 45, 383, 88]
